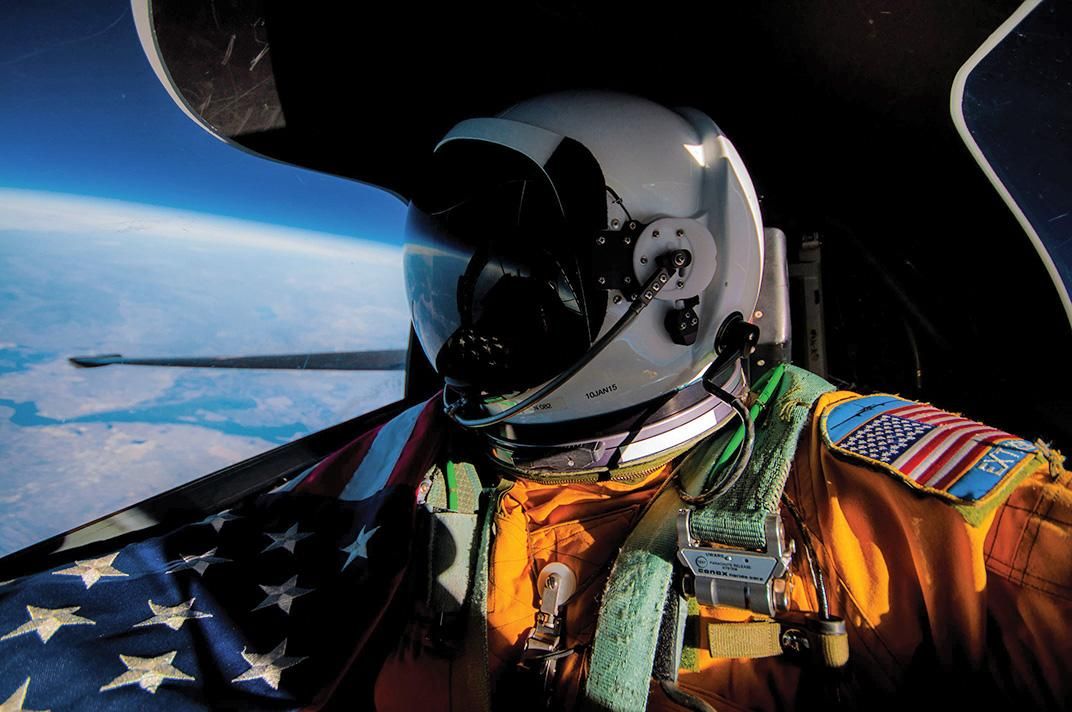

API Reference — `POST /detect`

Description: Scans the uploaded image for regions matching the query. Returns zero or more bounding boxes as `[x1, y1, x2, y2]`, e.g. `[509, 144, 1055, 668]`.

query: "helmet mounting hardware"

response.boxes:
[591, 218, 645, 292]
[632, 217, 718, 301]
[666, 295, 701, 346]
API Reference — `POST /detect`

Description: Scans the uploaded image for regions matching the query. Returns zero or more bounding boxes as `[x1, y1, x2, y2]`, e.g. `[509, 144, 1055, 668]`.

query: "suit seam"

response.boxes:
[997, 502, 1072, 527]
[1008, 477, 1046, 586]
[984, 498, 1010, 568]
[986, 566, 1072, 602]
[1013, 491, 1057, 587]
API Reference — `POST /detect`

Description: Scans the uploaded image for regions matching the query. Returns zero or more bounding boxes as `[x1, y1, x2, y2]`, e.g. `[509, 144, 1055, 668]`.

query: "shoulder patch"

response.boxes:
[820, 394, 1040, 510]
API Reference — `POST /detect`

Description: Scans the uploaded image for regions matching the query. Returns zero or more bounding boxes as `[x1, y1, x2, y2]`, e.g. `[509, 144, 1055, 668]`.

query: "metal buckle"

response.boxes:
[519, 562, 577, 691]
[676, 509, 794, 617]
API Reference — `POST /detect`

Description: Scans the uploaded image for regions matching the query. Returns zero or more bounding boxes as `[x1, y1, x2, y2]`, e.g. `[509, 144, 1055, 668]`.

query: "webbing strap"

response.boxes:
[583, 365, 834, 710]
[582, 481, 683, 711]
[425, 461, 483, 614]
[689, 365, 835, 549]
[448, 481, 502, 712]
[707, 621, 782, 658]
[427, 460, 482, 513]
[428, 512, 478, 613]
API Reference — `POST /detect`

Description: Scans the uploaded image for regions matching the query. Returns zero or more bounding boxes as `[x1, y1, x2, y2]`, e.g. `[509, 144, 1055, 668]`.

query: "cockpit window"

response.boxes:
[0, 1, 408, 556]
[151, 0, 285, 140]
[952, 0, 1072, 327]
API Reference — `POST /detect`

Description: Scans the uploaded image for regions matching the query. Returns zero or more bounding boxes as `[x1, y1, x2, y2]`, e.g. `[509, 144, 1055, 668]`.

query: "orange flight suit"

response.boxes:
[375, 390, 1071, 710]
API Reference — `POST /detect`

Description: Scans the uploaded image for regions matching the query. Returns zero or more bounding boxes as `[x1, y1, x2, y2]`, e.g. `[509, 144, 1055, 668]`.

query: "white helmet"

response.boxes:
[403, 90, 764, 476]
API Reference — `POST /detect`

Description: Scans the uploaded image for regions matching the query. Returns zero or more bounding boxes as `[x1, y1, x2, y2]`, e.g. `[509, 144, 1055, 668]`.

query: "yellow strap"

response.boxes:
[707, 621, 783, 659]
[818, 629, 850, 668]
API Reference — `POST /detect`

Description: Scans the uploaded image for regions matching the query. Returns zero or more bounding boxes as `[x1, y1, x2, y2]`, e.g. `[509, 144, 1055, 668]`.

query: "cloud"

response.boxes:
[0, 189, 413, 556]
[0, 202, 409, 356]
[0, 420, 274, 554]
[0, 188, 402, 262]
[0, 364, 404, 556]
[0, 357, 179, 419]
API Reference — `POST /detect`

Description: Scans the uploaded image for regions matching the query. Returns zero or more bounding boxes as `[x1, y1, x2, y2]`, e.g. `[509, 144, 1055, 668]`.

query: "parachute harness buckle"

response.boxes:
[519, 562, 577, 693]
[676, 509, 793, 618]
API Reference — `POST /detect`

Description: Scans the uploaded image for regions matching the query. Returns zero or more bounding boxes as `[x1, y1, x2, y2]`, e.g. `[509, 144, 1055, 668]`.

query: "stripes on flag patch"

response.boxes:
[820, 394, 1037, 502]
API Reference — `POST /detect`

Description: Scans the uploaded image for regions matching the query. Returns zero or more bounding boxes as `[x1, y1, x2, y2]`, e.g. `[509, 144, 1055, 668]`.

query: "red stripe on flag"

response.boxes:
[295, 422, 385, 498]
[915, 413, 968, 426]
[926, 429, 1008, 489]
[899, 421, 985, 476]
[888, 404, 934, 419]
[385, 395, 446, 490]
[929, 442, 993, 491]
[897, 404, 966, 426]
[931, 431, 1017, 491]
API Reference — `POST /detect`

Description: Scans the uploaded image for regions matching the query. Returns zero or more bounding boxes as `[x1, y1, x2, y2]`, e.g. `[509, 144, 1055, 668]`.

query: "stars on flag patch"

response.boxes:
[52, 552, 128, 589]
[821, 395, 1038, 502]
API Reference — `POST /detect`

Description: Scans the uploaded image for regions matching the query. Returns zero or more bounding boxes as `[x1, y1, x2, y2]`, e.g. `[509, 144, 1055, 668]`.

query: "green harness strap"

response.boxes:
[582, 364, 835, 711]
[423, 460, 483, 617]
[689, 365, 835, 550]
[449, 480, 501, 712]
[420, 458, 498, 711]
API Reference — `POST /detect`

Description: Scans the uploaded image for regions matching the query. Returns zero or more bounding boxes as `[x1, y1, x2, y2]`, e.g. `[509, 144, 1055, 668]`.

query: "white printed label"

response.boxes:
[679, 548, 777, 584]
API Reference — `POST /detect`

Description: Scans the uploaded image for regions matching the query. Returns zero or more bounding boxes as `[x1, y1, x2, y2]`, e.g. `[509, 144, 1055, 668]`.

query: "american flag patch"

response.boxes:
[822, 395, 1037, 501]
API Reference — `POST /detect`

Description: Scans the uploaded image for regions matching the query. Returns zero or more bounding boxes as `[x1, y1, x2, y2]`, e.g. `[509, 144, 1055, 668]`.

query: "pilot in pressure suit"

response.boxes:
[2, 90, 1067, 712]
[368, 90, 1071, 711]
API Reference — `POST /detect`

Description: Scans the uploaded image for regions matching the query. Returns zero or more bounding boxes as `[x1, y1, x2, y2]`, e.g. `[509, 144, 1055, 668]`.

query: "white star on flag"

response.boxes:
[133, 599, 212, 631]
[340, 525, 380, 571]
[1, 605, 95, 644]
[231, 639, 307, 690]
[0, 677, 46, 712]
[261, 523, 311, 554]
[166, 547, 231, 576]
[52, 553, 127, 589]
[197, 509, 241, 533]
[252, 576, 312, 614]
[99, 651, 194, 694]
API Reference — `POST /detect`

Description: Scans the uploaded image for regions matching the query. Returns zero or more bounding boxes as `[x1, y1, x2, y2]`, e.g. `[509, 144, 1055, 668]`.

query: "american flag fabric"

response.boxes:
[0, 397, 444, 710]
[823, 394, 1037, 501]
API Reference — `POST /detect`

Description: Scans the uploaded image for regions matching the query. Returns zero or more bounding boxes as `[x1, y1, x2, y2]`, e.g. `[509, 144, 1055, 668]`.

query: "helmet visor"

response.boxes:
[403, 139, 606, 395]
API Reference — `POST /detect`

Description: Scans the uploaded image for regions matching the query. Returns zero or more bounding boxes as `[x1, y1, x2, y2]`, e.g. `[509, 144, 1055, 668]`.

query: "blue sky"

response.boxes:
[0, 0, 407, 245]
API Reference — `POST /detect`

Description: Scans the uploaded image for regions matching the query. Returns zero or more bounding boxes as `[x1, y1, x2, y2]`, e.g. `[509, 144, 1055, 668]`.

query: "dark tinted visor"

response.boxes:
[403, 138, 607, 395]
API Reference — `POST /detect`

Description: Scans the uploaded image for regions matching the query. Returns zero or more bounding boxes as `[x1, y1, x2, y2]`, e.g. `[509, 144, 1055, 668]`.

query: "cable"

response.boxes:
[659, 680, 717, 712]
[677, 384, 755, 505]
[604, 185, 633, 222]
[781, 493, 830, 620]
[521, 645, 585, 664]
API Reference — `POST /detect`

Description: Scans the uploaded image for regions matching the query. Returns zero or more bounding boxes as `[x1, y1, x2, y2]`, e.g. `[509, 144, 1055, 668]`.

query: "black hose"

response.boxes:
[678, 385, 755, 505]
